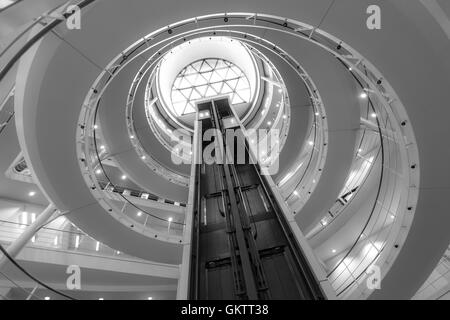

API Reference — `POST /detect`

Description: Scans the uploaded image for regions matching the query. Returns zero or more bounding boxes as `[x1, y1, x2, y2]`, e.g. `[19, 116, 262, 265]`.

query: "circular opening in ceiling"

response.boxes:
[154, 36, 260, 128]
[171, 58, 251, 116]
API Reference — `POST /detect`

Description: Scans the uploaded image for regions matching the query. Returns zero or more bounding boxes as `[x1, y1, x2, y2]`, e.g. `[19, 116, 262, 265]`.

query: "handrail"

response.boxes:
[0, 0, 96, 85]
[0, 1, 70, 59]
[0, 243, 76, 300]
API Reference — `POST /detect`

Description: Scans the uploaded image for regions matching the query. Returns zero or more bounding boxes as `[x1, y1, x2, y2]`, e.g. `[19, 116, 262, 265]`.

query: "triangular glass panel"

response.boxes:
[191, 61, 203, 72]
[195, 74, 208, 86]
[180, 88, 193, 99]
[231, 94, 245, 104]
[183, 103, 196, 114]
[205, 59, 218, 70]
[210, 72, 222, 83]
[171, 90, 185, 103]
[215, 59, 227, 69]
[221, 83, 233, 94]
[190, 89, 202, 100]
[179, 77, 191, 89]
[196, 85, 208, 96]
[211, 82, 223, 94]
[227, 67, 239, 78]
[216, 68, 228, 80]
[205, 86, 217, 97]
[185, 74, 198, 85]
[227, 79, 239, 90]
[173, 77, 182, 89]
[202, 71, 213, 82]
[184, 65, 197, 75]
[201, 60, 214, 72]
[236, 78, 249, 90]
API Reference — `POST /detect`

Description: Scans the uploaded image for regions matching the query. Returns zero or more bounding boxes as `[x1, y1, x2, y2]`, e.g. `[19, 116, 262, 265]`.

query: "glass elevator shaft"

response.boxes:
[188, 98, 325, 300]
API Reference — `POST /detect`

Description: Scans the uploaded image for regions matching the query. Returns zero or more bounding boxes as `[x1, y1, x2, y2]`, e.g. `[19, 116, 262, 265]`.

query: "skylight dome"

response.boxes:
[171, 58, 251, 116]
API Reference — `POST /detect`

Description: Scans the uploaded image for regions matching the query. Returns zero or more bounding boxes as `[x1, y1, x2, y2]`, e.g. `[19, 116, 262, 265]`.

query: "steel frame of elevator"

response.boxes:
[189, 98, 326, 300]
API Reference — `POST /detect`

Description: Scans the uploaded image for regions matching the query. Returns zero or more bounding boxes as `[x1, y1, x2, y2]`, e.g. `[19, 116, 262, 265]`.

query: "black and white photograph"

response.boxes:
[0, 0, 449, 308]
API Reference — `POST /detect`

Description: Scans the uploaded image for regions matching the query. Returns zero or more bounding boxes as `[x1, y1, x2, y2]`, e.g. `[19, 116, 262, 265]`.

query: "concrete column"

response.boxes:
[0, 204, 55, 270]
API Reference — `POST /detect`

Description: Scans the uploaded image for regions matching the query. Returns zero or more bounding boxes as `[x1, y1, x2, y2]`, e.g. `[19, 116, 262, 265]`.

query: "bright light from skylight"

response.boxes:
[171, 59, 251, 116]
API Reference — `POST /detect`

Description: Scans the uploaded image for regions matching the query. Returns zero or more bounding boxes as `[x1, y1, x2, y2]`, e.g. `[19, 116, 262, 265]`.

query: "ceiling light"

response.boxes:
[358, 148, 363, 153]
[370, 112, 377, 118]
[100, 145, 105, 150]
[282, 115, 287, 119]
[349, 67, 353, 71]
[293, 190, 299, 196]
[121, 175, 127, 180]
[308, 141, 314, 146]
[141, 155, 146, 160]
[95, 241, 100, 251]
[95, 169, 102, 175]
[21, 212, 28, 226]
[360, 92, 368, 99]
[148, 297, 153, 300]
[168, 217, 173, 222]
[98, 298, 104, 300]
[93, 125, 98, 130]
[267, 121, 272, 126]
[278, 88, 283, 94]
[130, 135, 135, 139]
[28, 191, 36, 197]
[44, 297, 50, 300]
[137, 211, 142, 217]
[332, 249, 336, 253]
[75, 235, 80, 249]
[315, 112, 319, 116]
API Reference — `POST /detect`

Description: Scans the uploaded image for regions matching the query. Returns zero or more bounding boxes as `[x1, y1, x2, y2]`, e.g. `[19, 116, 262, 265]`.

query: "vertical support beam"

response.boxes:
[177, 119, 200, 300]
[0, 204, 55, 270]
